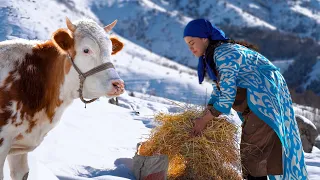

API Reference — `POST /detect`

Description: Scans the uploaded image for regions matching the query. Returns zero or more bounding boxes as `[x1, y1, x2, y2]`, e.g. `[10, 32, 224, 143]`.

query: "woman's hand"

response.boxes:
[192, 108, 215, 136]
[192, 117, 209, 136]
[191, 106, 222, 136]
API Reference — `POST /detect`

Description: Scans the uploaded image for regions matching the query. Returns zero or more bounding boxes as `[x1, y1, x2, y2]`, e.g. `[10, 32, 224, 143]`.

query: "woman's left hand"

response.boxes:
[192, 117, 210, 136]
[192, 108, 215, 136]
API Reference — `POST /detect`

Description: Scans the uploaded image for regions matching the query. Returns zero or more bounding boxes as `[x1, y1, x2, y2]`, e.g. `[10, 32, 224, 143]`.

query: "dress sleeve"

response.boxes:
[212, 47, 243, 114]
[207, 82, 220, 105]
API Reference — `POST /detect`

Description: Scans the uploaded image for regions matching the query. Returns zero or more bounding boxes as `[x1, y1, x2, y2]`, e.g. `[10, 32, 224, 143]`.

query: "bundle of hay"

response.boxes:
[138, 108, 242, 180]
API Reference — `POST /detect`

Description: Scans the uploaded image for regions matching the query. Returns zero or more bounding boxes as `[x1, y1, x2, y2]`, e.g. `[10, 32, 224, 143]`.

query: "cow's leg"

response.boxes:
[8, 153, 29, 180]
[0, 138, 12, 180]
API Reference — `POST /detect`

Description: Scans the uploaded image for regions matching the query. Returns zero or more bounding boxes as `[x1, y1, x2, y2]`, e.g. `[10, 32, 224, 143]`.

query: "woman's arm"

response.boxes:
[210, 46, 243, 115]
[192, 46, 243, 136]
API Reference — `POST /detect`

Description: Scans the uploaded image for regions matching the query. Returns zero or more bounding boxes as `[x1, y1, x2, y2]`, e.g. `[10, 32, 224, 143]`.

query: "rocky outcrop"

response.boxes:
[295, 114, 319, 153]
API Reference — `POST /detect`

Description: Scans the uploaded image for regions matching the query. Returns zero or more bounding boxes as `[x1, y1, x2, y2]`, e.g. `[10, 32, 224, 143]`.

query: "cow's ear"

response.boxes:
[52, 29, 74, 51]
[110, 37, 123, 55]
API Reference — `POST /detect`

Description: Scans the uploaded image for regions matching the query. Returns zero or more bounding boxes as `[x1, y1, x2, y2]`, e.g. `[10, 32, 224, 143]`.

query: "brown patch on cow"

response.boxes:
[64, 56, 73, 74]
[11, 114, 16, 124]
[110, 37, 124, 55]
[26, 120, 37, 133]
[0, 68, 18, 128]
[0, 138, 3, 146]
[52, 28, 75, 75]
[17, 101, 22, 110]
[0, 35, 76, 129]
[17, 41, 66, 121]
[15, 133, 23, 140]
[63, 47, 76, 74]
[15, 122, 23, 127]
[11, 113, 23, 127]
[0, 91, 13, 127]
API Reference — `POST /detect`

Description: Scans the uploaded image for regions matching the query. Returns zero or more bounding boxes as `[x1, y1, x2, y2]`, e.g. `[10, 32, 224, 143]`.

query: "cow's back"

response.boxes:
[0, 39, 42, 84]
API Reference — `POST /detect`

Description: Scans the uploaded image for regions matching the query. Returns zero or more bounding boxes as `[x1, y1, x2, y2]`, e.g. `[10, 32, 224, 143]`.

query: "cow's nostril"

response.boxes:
[111, 80, 124, 89]
[112, 82, 119, 89]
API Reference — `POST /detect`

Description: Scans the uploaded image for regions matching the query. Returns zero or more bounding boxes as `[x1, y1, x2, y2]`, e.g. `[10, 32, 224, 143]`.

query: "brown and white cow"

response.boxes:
[0, 18, 125, 180]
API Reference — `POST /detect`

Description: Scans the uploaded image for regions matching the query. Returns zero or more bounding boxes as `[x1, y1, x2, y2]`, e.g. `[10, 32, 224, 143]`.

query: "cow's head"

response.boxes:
[52, 17, 125, 100]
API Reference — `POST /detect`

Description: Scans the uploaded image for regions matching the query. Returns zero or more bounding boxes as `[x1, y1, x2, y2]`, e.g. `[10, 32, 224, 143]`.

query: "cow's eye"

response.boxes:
[83, 49, 90, 53]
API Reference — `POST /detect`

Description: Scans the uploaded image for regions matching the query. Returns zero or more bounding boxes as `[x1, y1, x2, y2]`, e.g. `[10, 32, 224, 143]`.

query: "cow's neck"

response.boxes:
[59, 63, 81, 104]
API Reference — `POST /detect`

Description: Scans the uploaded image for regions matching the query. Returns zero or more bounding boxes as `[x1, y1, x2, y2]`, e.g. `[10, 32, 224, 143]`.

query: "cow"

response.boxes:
[0, 17, 125, 180]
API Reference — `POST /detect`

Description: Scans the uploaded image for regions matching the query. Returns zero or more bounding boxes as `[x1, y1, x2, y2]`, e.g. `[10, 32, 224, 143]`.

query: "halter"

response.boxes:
[66, 54, 115, 106]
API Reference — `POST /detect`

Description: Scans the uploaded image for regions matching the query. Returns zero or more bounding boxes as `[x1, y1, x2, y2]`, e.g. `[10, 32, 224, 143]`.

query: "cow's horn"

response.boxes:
[104, 20, 117, 33]
[66, 17, 76, 32]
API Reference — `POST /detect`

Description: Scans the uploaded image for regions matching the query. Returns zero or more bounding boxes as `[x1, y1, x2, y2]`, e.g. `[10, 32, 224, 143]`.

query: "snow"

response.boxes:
[305, 59, 320, 89]
[291, 4, 320, 24]
[305, 147, 320, 180]
[90, 0, 319, 69]
[2, 95, 319, 180]
[295, 114, 318, 130]
[1, 0, 320, 179]
[223, 2, 276, 30]
[3, 156, 59, 180]
[272, 59, 294, 74]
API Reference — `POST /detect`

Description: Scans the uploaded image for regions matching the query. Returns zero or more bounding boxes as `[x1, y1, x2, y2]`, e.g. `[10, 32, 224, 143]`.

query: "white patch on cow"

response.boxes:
[9, 101, 18, 111]
[6, 100, 72, 156]
[0, 39, 41, 87]
[10, 109, 53, 154]
[0, 123, 16, 180]
[9, 101, 23, 126]
[12, 71, 21, 81]
[4, 82, 12, 91]
[0, 68, 11, 88]
[26, 64, 37, 73]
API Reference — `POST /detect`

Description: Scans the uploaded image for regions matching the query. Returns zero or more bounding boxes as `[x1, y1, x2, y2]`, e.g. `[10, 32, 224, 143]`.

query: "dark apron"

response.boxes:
[233, 88, 283, 177]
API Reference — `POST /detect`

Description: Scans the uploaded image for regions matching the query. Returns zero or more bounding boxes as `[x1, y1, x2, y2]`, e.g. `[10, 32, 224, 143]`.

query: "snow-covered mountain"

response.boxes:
[90, 0, 320, 66]
[1, 0, 320, 179]
[3, 0, 319, 96]
[90, 0, 320, 96]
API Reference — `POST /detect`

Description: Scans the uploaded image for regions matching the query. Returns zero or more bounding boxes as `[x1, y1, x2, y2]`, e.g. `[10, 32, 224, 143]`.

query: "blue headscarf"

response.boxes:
[183, 19, 229, 84]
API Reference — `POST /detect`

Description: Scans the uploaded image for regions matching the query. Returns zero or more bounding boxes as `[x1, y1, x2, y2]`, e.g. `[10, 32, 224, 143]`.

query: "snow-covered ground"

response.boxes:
[2, 94, 320, 180]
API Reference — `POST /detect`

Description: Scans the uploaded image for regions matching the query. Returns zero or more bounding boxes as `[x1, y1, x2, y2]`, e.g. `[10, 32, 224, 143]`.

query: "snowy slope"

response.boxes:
[1, 0, 213, 105]
[90, 0, 320, 66]
[4, 0, 319, 67]
[305, 59, 320, 89]
[2, 0, 320, 93]
[90, 0, 320, 93]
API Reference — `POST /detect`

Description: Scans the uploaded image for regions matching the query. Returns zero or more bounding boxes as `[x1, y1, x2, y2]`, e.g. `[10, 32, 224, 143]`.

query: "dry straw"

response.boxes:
[138, 107, 242, 180]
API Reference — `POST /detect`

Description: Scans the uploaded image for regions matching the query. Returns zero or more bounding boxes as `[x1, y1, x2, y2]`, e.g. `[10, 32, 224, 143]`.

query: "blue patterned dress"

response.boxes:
[208, 43, 308, 180]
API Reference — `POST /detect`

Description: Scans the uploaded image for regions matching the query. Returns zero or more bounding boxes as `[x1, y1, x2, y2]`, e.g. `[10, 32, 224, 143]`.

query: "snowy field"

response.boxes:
[2, 95, 320, 180]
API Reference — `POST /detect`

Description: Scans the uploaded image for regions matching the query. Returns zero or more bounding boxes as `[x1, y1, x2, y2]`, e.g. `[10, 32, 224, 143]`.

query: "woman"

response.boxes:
[183, 19, 308, 180]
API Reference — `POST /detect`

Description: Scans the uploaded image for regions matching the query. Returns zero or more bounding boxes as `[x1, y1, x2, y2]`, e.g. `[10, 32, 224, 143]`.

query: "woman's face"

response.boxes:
[184, 36, 209, 57]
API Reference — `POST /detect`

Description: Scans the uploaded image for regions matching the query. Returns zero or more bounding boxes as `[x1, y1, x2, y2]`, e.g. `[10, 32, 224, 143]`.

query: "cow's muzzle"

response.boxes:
[107, 79, 125, 96]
